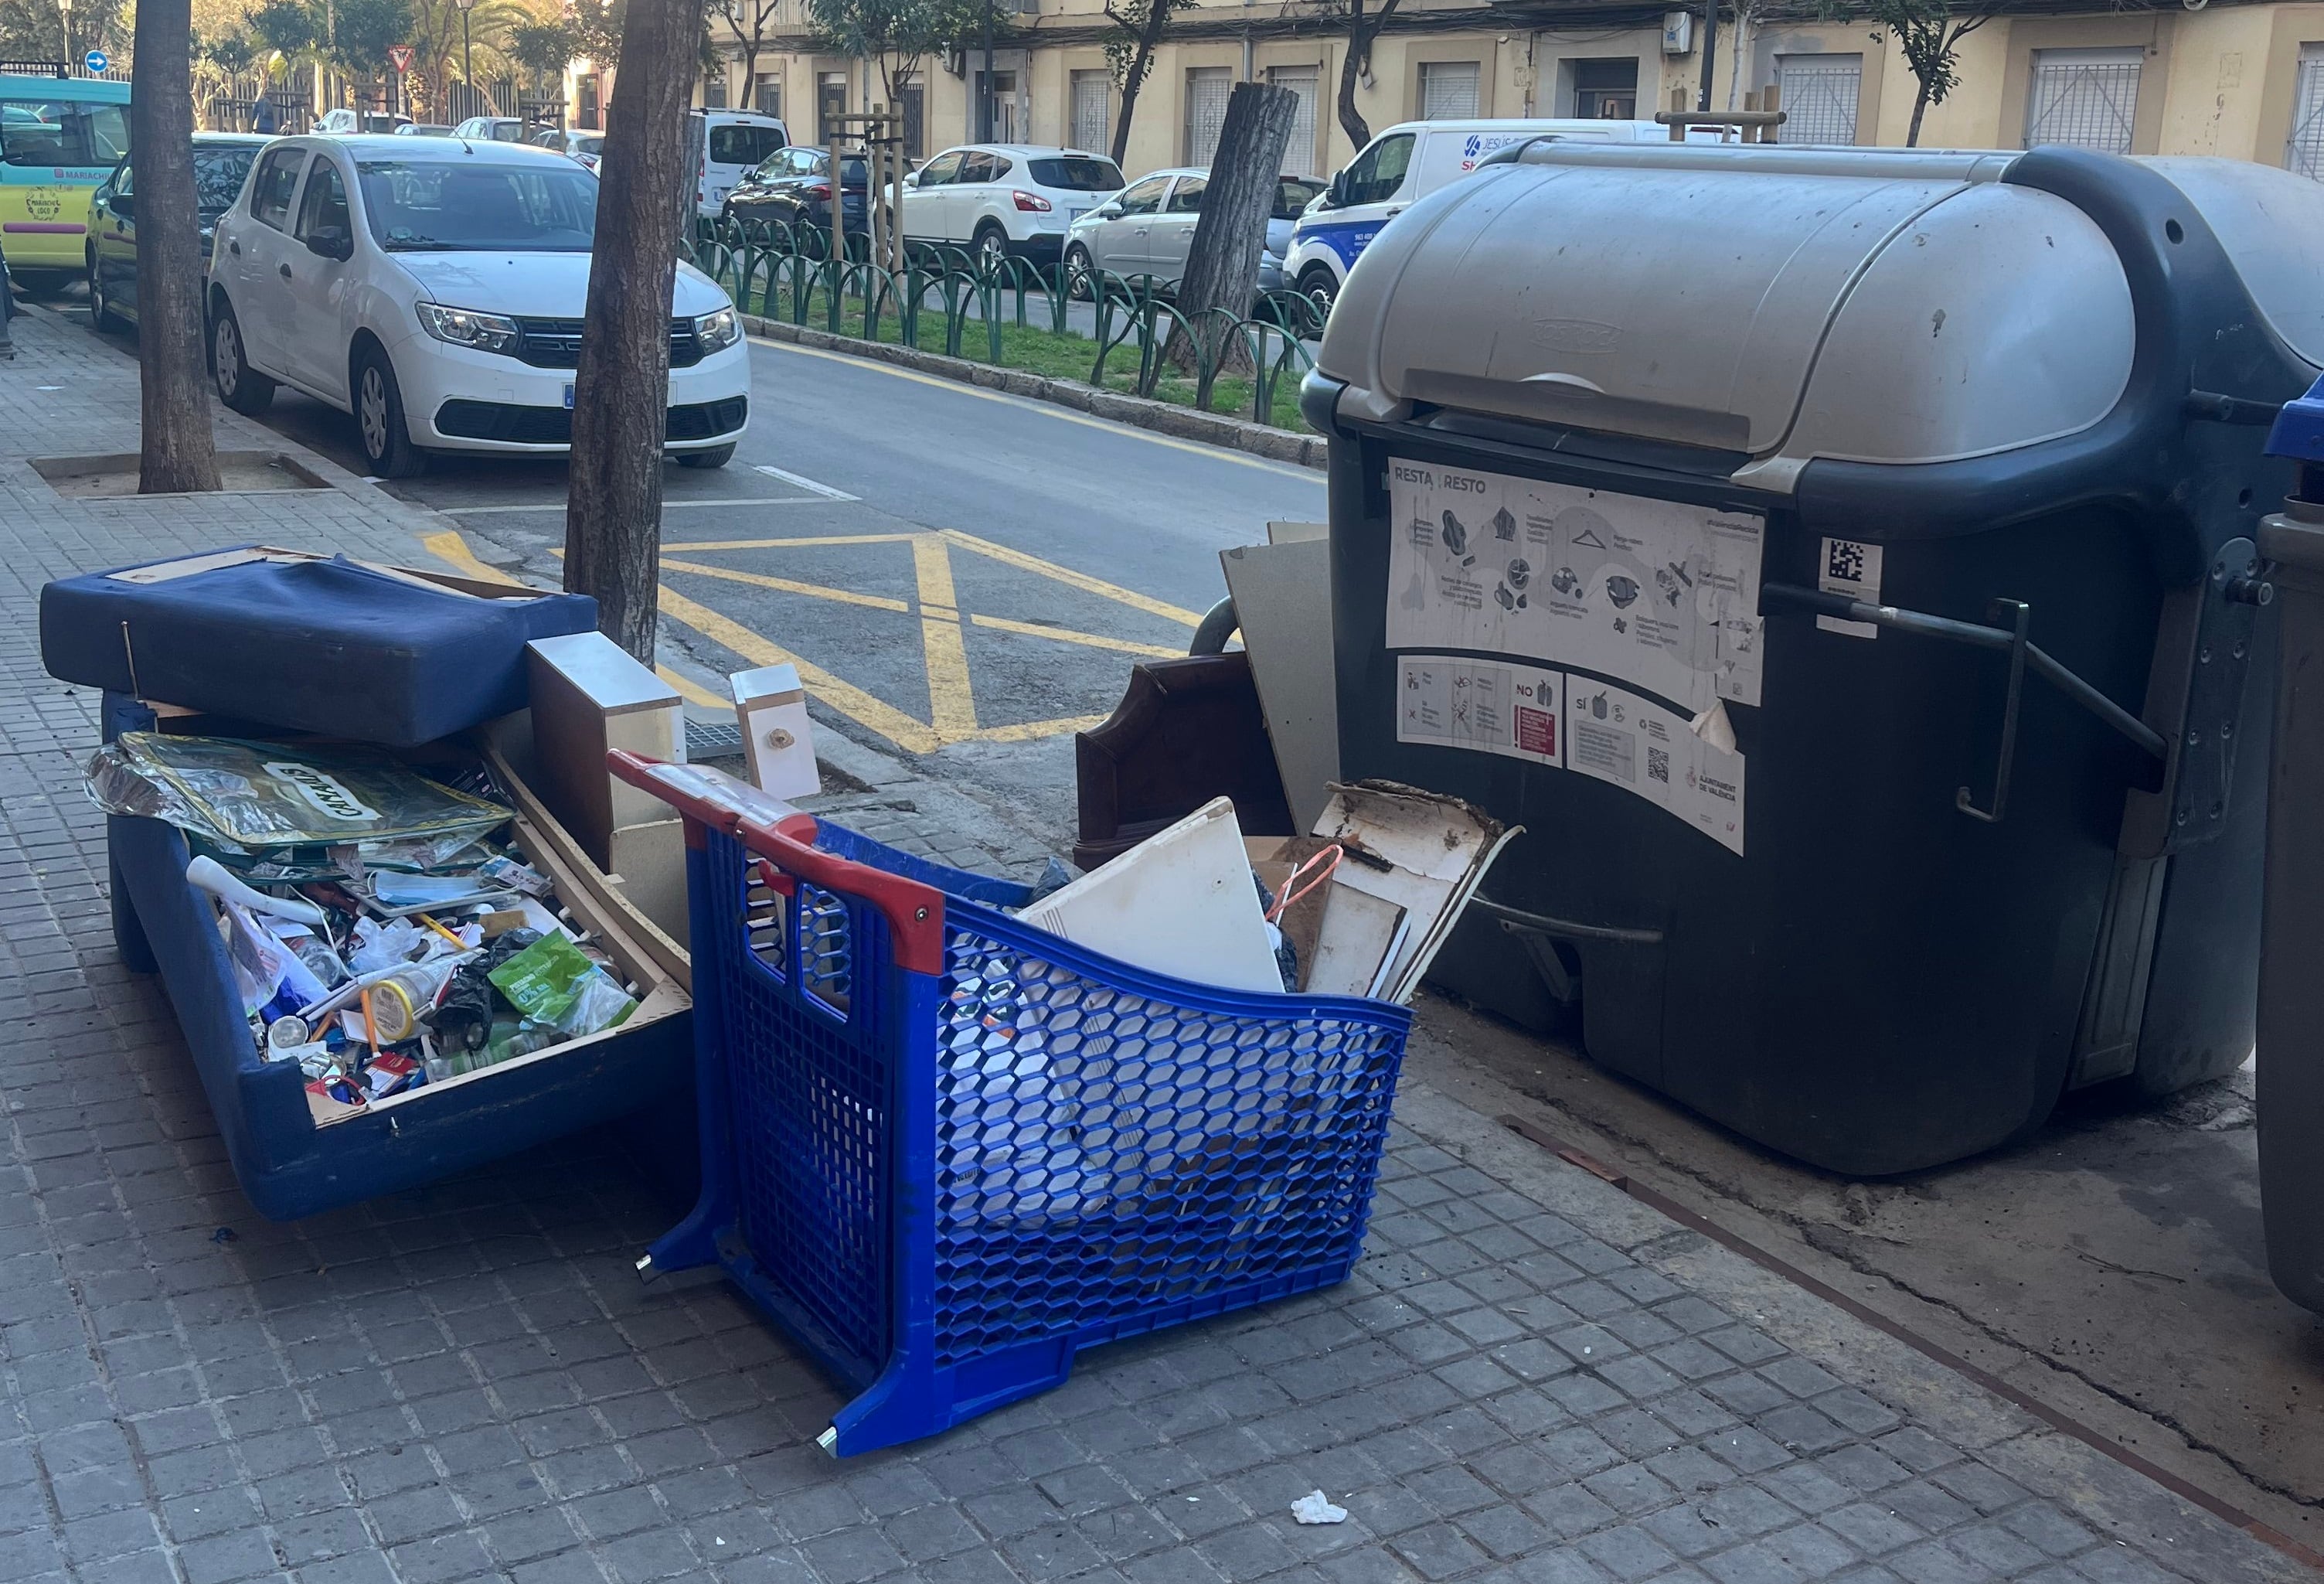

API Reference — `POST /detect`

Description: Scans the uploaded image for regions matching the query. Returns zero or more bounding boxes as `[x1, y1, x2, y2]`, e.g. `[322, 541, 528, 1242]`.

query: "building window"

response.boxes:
[754, 73, 781, 118]
[900, 76, 925, 158]
[1070, 68, 1110, 155]
[1418, 60, 1480, 121]
[1570, 58, 1636, 120]
[703, 73, 730, 109]
[1268, 64, 1319, 172]
[2290, 43, 2324, 178]
[819, 70, 847, 144]
[1185, 66, 1231, 164]
[2026, 46, 2142, 154]
[975, 70, 1019, 141]
[1775, 53, 1861, 145]
[577, 73, 601, 130]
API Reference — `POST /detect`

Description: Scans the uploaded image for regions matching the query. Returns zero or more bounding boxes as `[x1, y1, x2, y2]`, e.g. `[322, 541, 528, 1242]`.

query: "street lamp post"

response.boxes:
[56, 0, 73, 72]
[453, 0, 476, 118]
[978, 0, 992, 142]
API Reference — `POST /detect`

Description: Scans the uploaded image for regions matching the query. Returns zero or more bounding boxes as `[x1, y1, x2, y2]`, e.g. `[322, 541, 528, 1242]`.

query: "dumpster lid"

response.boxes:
[1318, 144, 2140, 470]
[2145, 156, 2324, 376]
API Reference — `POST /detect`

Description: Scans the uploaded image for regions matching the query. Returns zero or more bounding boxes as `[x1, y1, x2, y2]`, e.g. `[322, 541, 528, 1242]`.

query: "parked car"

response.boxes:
[316, 107, 412, 135]
[897, 144, 1123, 267]
[529, 127, 606, 171]
[1284, 118, 1739, 313]
[451, 115, 525, 143]
[1063, 168, 1323, 300]
[396, 123, 457, 138]
[87, 131, 273, 331]
[721, 145, 866, 233]
[205, 135, 750, 477]
[0, 74, 131, 288]
[690, 110, 789, 219]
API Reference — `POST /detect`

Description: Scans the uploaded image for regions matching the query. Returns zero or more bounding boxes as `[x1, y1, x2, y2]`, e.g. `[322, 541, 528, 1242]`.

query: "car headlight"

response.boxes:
[416, 301, 519, 354]
[695, 307, 740, 353]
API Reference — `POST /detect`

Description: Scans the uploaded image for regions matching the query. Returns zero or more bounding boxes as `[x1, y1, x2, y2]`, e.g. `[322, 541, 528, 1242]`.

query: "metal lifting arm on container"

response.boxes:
[1760, 582, 2169, 764]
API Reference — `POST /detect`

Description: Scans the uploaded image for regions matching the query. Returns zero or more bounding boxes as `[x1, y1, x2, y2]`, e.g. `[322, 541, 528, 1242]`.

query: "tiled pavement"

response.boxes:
[0, 302, 2306, 1584]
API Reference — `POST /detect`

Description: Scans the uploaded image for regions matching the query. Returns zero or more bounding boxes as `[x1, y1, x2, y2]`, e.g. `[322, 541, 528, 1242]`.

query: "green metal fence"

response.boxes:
[690, 217, 1325, 431]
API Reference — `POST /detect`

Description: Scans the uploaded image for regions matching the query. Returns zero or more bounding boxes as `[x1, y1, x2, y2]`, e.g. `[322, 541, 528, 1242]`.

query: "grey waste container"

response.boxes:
[1303, 144, 2314, 1174]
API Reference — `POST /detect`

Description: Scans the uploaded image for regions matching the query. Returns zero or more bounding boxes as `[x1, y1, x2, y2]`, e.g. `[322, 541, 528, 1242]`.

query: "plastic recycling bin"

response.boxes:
[1303, 145, 2312, 1174]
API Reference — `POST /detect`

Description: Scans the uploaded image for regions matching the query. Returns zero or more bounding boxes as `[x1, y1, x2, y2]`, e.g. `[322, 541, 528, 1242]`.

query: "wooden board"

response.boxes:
[1222, 539, 1339, 833]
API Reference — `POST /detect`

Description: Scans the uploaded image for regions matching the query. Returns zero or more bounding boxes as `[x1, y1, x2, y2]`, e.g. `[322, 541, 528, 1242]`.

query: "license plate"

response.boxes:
[563, 383, 575, 409]
[1067, 207, 1087, 223]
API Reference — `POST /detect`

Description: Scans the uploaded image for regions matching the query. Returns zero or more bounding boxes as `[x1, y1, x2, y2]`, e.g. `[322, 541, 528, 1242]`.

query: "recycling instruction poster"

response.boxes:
[1384, 462, 1767, 712]
[1397, 656, 1747, 856]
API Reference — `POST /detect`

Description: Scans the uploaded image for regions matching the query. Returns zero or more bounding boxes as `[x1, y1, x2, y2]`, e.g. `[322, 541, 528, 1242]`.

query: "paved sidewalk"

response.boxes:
[0, 305, 2305, 1584]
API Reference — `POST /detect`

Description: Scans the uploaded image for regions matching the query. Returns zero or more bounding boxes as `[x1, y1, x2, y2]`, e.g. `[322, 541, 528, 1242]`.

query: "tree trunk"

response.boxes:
[1109, 73, 1141, 166]
[1335, 0, 1394, 151]
[1109, 0, 1172, 167]
[564, 0, 706, 662]
[134, 0, 222, 495]
[1169, 80, 1295, 377]
[1906, 81, 1930, 146]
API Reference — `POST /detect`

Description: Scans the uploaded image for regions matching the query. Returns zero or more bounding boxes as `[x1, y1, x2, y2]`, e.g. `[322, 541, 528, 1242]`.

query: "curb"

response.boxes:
[740, 312, 1326, 471]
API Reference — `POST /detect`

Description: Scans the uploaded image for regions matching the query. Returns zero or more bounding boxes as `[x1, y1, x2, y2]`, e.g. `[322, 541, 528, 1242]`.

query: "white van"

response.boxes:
[692, 110, 791, 219]
[1284, 119, 1734, 313]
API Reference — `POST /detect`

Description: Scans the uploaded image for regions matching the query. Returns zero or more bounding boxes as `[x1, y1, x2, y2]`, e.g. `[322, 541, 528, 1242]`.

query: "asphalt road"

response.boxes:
[206, 329, 1325, 842]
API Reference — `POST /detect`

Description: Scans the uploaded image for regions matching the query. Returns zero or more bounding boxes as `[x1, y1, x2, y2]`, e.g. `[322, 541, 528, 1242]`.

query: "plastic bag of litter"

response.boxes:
[86, 734, 510, 851]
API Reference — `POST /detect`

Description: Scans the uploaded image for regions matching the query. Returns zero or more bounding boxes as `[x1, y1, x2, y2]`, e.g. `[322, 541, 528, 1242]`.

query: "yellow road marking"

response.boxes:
[657, 666, 731, 710]
[969, 614, 1181, 658]
[939, 530, 1203, 628]
[655, 582, 943, 754]
[911, 536, 978, 738]
[662, 556, 911, 613]
[975, 714, 1110, 743]
[750, 336, 1318, 479]
[665, 534, 919, 551]
[422, 529, 525, 587]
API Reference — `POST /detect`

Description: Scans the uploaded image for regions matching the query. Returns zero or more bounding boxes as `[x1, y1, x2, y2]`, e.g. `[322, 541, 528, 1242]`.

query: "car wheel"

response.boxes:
[87, 253, 117, 332]
[354, 347, 427, 478]
[1297, 264, 1339, 322]
[210, 301, 275, 414]
[1064, 244, 1095, 302]
[973, 224, 1009, 274]
[675, 444, 736, 470]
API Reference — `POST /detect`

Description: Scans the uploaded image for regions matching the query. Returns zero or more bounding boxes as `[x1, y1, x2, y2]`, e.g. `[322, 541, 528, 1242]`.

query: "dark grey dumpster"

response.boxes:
[1304, 144, 2313, 1174]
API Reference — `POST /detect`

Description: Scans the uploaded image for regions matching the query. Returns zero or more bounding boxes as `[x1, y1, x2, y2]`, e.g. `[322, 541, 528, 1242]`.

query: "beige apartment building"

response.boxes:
[569, 1, 2324, 185]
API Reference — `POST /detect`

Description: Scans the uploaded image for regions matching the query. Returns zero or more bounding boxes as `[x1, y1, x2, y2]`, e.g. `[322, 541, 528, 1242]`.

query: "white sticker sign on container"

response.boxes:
[1817, 537, 1884, 639]
[1565, 679, 1747, 855]
[1385, 462, 1765, 710]
[1396, 655, 1563, 765]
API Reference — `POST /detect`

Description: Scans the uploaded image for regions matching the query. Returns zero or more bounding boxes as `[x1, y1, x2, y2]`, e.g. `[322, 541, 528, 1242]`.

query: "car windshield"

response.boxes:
[574, 135, 604, 156]
[356, 159, 598, 251]
[1274, 177, 1324, 219]
[0, 99, 129, 166]
[709, 124, 785, 165]
[194, 145, 260, 216]
[838, 154, 868, 184]
[1026, 156, 1123, 192]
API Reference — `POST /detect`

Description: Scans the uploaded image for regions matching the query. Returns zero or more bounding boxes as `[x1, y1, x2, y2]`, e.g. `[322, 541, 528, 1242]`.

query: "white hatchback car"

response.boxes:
[898, 145, 1124, 269]
[206, 136, 750, 476]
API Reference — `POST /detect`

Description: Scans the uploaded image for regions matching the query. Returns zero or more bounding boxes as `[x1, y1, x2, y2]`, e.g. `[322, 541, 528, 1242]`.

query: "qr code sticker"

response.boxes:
[1826, 540, 1867, 584]
[1648, 747, 1671, 785]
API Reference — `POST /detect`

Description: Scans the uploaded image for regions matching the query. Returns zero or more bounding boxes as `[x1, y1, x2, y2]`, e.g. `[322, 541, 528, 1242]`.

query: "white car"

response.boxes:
[206, 135, 750, 477]
[1063, 168, 1324, 298]
[898, 144, 1124, 269]
[451, 116, 526, 143]
[692, 110, 790, 220]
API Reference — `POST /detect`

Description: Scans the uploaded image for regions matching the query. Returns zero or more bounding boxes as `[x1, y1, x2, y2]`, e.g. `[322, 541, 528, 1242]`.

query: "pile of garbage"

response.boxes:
[88, 732, 642, 1120]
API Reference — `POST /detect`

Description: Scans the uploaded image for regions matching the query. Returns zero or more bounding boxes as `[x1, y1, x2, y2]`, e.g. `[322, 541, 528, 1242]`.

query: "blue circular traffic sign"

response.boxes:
[82, 49, 107, 74]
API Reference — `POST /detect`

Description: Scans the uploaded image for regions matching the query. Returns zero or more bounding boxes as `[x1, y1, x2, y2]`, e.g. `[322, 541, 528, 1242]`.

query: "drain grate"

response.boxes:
[686, 719, 747, 761]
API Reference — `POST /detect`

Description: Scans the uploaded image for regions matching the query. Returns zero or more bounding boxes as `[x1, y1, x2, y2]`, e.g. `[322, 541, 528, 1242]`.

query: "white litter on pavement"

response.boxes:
[1291, 1491, 1349, 1525]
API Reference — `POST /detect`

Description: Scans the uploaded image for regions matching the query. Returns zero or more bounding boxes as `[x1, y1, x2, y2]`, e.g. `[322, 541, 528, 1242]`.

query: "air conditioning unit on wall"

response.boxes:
[945, 46, 966, 76]
[1662, 11, 1693, 54]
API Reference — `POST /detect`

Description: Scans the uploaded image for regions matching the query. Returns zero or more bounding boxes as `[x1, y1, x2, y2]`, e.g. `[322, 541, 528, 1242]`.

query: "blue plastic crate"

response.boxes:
[620, 756, 1414, 1454]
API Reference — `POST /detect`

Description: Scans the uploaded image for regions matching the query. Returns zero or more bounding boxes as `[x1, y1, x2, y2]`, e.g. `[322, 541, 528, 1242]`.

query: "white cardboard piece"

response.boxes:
[731, 662, 822, 800]
[1021, 797, 1282, 993]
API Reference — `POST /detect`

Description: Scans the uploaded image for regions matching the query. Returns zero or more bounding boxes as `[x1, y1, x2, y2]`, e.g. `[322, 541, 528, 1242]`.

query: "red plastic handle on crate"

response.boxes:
[740, 816, 948, 977]
[607, 753, 801, 845]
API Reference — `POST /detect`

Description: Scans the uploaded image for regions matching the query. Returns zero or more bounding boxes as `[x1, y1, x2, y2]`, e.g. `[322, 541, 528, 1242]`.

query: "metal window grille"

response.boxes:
[754, 75, 781, 118]
[2025, 48, 2142, 155]
[2289, 46, 2324, 178]
[1185, 66, 1231, 165]
[1071, 69, 1111, 155]
[1419, 61, 1480, 121]
[1775, 54, 1860, 145]
[703, 75, 730, 109]
[1269, 65, 1319, 172]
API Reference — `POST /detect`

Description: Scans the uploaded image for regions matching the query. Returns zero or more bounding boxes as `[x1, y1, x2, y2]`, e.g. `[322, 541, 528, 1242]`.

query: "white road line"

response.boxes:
[441, 497, 824, 514]
[752, 463, 859, 501]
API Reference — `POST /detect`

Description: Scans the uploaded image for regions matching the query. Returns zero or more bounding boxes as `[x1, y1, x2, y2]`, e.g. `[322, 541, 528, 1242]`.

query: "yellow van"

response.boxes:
[1, 70, 130, 284]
